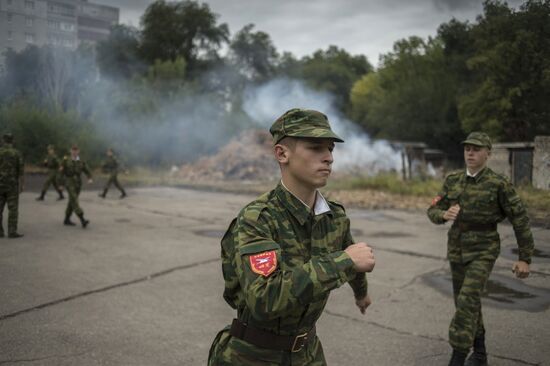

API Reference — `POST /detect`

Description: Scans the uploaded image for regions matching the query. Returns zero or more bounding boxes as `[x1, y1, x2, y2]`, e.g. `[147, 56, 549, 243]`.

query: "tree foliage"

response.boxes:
[229, 24, 278, 82]
[96, 24, 143, 81]
[140, 0, 229, 75]
[351, 0, 550, 157]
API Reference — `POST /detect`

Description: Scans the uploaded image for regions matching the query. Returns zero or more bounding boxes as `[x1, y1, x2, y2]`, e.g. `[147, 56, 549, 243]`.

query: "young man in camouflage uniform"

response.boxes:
[98, 148, 127, 199]
[427, 132, 534, 366]
[36, 145, 64, 201]
[0, 133, 24, 238]
[208, 109, 376, 366]
[59, 145, 93, 228]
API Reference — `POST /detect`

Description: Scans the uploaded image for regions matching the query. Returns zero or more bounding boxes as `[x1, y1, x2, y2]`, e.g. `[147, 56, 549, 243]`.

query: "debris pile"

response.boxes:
[178, 130, 279, 181]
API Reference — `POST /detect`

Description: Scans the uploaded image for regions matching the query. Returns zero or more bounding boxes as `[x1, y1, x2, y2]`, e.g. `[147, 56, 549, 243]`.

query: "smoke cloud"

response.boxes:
[243, 78, 402, 173]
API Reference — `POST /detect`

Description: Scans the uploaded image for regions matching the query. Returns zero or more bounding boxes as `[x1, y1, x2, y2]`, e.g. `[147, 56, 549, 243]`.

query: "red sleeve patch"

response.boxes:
[431, 195, 442, 207]
[249, 251, 277, 277]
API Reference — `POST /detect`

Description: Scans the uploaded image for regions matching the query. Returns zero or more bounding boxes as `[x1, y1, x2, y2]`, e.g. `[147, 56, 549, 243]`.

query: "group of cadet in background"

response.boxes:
[0, 132, 128, 238]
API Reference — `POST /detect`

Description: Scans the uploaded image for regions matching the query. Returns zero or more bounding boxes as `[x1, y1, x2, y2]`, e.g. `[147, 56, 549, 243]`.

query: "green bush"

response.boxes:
[0, 100, 105, 165]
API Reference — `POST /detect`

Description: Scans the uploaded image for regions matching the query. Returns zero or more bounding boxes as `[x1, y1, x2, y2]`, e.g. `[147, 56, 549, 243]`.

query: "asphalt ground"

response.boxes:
[1, 184, 549, 365]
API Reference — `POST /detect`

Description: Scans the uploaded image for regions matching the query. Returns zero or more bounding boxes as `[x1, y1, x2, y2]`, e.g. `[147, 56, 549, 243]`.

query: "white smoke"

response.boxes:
[242, 78, 402, 173]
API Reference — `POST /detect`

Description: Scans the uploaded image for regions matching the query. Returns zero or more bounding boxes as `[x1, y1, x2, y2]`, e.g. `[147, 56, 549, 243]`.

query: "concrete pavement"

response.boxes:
[0, 187, 548, 365]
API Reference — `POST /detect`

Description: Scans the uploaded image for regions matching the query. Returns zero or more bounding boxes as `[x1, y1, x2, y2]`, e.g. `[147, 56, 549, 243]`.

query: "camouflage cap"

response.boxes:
[461, 131, 492, 149]
[270, 108, 344, 144]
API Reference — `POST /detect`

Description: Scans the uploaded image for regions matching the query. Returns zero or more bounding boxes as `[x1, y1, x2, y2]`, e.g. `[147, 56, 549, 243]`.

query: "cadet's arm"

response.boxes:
[498, 182, 534, 264]
[18, 154, 25, 192]
[236, 215, 357, 322]
[427, 179, 451, 224]
[84, 163, 93, 181]
[342, 225, 368, 300]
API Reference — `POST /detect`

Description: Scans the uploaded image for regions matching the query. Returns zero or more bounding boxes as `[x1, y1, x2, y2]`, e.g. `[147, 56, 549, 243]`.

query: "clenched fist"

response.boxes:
[443, 204, 461, 221]
[345, 242, 375, 272]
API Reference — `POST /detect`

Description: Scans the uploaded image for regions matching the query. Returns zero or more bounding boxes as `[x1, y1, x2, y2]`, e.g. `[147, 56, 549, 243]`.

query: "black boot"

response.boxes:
[466, 335, 488, 366]
[8, 233, 24, 239]
[120, 191, 127, 199]
[77, 213, 89, 228]
[64, 215, 76, 226]
[0, 230, 4, 238]
[98, 189, 107, 198]
[57, 191, 65, 201]
[449, 350, 467, 366]
[36, 191, 45, 201]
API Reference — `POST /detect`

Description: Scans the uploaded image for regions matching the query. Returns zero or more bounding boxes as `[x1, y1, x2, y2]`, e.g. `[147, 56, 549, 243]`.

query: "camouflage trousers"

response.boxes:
[208, 327, 327, 366]
[0, 188, 19, 236]
[103, 174, 125, 195]
[449, 258, 495, 353]
[65, 181, 83, 217]
[42, 171, 62, 194]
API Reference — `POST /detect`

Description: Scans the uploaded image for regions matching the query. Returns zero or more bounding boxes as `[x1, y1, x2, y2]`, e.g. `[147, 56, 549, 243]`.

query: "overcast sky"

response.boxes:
[97, 0, 525, 67]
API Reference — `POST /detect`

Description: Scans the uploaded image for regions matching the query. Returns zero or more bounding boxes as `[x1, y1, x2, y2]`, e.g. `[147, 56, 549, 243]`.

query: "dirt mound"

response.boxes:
[178, 130, 279, 181]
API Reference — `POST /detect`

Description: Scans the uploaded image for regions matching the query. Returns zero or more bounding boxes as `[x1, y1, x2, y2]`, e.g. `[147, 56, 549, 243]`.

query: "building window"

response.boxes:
[25, 1, 34, 10]
[60, 22, 75, 32]
[26, 17, 34, 27]
[7, 0, 13, 6]
[25, 33, 35, 44]
[48, 2, 75, 16]
[7, 13, 13, 23]
[48, 20, 60, 30]
[7, 31, 13, 41]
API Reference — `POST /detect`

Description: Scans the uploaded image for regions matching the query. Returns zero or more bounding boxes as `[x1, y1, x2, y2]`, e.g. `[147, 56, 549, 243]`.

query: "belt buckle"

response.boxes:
[291, 332, 308, 353]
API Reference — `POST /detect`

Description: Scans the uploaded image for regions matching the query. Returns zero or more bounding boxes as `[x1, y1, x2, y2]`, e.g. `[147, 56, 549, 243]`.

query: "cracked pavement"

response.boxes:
[0, 187, 548, 365]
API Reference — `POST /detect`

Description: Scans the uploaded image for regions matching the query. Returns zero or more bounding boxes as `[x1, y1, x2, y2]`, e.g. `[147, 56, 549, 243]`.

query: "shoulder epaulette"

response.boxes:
[445, 170, 463, 179]
[327, 199, 346, 213]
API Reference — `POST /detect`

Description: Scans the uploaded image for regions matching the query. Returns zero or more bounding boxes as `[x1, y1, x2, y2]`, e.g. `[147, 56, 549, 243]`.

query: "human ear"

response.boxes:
[274, 144, 290, 164]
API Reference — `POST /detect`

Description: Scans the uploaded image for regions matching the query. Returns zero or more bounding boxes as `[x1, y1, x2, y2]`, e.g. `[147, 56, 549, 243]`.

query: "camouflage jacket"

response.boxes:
[102, 156, 120, 174]
[60, 157, 92, 185]
[427, 167, 534, 263]
[0, 144, 24, 190]
[43, 154, 60, 171]
[221, 182, 367, 336]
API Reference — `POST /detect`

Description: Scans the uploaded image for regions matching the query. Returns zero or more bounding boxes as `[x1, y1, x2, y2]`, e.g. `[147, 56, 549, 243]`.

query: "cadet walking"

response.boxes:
[36, 145, 64, 201]
[0, 133, 24, 238]
[208, 109, 376, 365]
[427, 132, 534, 366]
[98, 148, 126, 199]
[59, 145, 92, 228]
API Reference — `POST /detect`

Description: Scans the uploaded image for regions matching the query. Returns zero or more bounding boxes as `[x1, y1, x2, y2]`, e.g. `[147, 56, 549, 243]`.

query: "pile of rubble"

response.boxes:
[177, 130, 279, 181]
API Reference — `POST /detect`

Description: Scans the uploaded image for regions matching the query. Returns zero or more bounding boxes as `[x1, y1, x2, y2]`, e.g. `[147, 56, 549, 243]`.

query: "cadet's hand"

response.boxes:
[355, 294, 371, 315]
[512, 261, 530, 279]
[88, 179, 93, 184]
[443, 204, 461, 221]
[345, 243, 375, 272]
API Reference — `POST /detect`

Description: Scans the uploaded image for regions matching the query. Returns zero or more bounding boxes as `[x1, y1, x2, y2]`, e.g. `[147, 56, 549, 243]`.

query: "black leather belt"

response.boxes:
[229, 318, 316, 352]
[454, 222, 497, 232]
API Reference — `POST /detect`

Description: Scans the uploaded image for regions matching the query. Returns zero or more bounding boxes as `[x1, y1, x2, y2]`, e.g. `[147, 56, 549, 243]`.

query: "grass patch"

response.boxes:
[328, 174, 442, 197]
[517, 186, 550, 219]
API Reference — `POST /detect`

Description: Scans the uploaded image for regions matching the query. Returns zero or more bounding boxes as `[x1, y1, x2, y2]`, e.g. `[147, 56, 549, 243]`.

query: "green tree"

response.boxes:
[140, 0, 229, 76]
[229, 24, 278, 82]
[287, 46, 373, 113]
[351, 37, 463, 156]
[96, 24, 143, 80]
[458, 0, 550, 140]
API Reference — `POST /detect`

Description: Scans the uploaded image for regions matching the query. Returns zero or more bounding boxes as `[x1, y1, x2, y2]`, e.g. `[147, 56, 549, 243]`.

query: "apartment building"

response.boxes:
[0, 0, 118, 56]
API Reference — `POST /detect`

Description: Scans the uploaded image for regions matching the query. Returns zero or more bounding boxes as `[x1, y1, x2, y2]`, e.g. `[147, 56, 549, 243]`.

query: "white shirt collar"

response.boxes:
[466, 168, 481, 177]
[72, 155, 80, 161]
[280, 180, 331, 216]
